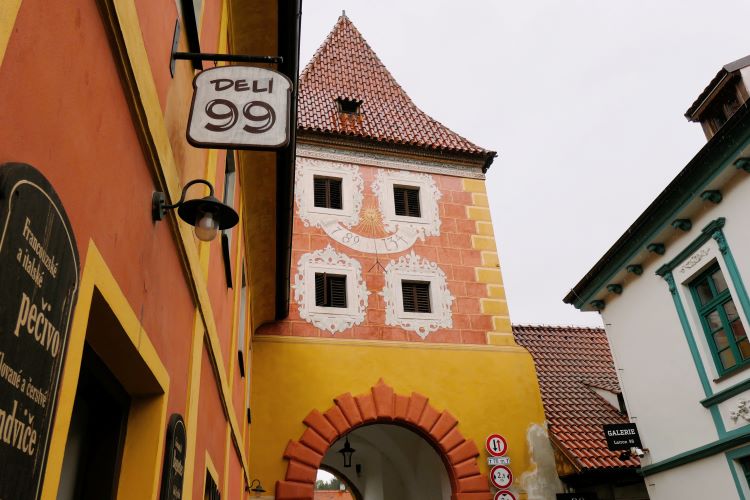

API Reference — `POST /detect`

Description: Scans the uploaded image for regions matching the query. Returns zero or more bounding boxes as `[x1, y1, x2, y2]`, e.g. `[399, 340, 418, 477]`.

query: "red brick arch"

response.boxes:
[276, 379, 491, 500]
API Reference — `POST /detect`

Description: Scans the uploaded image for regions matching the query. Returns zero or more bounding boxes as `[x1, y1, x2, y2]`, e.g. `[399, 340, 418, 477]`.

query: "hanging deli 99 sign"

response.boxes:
[187, 66, 292, 149]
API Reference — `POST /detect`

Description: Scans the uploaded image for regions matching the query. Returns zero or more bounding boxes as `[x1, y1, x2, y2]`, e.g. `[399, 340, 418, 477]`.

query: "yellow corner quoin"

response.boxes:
[0, 0, 23, 69]
[462, 178, 486, 193]
[467, 206, 492, 221]
[471, 192, 489, 207]
[471, 234, 497, 251]
[103, 0, 252, 486]
[41, 240, 169, 500]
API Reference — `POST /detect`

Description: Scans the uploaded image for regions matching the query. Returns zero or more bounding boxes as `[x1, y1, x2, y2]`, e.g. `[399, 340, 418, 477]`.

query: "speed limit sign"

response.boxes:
[494, 491, 516, 500]
[486, 434, 508, 456]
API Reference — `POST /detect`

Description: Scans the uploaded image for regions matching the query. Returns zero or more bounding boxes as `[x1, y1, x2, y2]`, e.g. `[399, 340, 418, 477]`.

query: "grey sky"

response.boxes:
[300, 0, 750, 327]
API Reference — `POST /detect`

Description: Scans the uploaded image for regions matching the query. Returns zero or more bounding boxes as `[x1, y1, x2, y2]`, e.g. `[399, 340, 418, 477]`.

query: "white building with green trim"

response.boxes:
[565, 55, 750, 500]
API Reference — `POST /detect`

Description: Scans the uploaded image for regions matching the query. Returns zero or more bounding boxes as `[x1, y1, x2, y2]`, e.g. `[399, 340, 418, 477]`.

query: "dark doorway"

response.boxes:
[56, 344, 130, 500]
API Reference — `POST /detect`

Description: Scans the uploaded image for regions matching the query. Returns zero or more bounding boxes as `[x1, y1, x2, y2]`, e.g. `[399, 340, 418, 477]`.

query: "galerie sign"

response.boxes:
[603, 423, 642, 451]
[0, 163, 80, 499]
[187, 66, 293, 149]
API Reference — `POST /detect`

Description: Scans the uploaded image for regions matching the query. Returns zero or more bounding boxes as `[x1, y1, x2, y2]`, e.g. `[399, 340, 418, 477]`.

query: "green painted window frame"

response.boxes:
[741, 456, 750, 491]
[689, 263, 750, 376]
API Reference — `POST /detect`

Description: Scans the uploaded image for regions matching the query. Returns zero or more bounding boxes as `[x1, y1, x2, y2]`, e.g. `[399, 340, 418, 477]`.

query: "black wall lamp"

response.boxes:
[152, 179, 239, 242]
[338, 435, 355, 468]
[247, 479, 266, 497]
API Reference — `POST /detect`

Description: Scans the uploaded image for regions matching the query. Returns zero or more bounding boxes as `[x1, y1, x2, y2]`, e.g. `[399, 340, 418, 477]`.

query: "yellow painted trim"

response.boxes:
[203, 451, 220, 497]
[0, 0, 22, 69]
[223, 422, 232, 495]
[253, 334, 528, 354]
[104, 0, 251, 486]
[41, 240, 169, 500]
[181, 310, 205, 498]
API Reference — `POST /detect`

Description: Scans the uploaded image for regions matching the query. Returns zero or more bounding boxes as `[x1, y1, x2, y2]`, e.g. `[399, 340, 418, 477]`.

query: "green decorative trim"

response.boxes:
[564, 111, 750, 309]
[626, 264, 643, 276]
[735, 157, 750, 173]
[671, 218, 693, 232]
[641, 426, 750, 477]
[647, 243, 666, 255]
[702, 378, 750, 407]
[701, 190, 723, 204]
[726, 444, 750, 500]
[590, 299, 605, 311]
[662, 272, 713, 397]
[655, 218, 726, 276]
[607, 284, 623, 295]
[714, 230, 750, 362]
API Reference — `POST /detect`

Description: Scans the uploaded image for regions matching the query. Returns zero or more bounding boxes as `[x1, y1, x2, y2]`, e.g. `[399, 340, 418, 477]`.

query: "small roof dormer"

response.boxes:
[685, 55, 750, 140]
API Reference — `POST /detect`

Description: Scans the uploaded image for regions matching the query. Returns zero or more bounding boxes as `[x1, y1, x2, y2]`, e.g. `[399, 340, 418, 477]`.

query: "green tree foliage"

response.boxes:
[314, 476, 342, 490]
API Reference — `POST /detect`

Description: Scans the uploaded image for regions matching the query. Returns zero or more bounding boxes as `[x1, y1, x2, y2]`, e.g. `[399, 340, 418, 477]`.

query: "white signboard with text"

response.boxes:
[187, 66, 292, 149]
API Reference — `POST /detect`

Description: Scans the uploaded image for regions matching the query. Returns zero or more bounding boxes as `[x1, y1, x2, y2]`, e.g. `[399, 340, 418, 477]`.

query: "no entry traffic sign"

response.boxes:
[490, 465, 513, 489]
[486, 434, 508, 456]
[495, 491, 516, 500]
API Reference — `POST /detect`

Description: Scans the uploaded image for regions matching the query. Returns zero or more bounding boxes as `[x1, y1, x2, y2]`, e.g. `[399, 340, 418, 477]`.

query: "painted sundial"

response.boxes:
[295, 158, 441, 253]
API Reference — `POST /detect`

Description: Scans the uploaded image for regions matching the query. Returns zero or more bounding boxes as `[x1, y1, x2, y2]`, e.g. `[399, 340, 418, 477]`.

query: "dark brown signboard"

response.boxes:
[160, 414, 187, 500]
[0, 163, 80, 500]
[557, 493, 598, 500]
[603, 423, 642, 451]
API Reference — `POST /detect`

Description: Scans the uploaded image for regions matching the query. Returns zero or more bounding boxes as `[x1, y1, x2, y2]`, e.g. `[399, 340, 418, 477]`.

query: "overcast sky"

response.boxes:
[299, 0, 750, 327]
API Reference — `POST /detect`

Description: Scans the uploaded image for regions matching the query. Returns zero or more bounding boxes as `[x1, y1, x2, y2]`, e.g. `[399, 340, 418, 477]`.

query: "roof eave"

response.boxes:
[565, 101, 750, 309]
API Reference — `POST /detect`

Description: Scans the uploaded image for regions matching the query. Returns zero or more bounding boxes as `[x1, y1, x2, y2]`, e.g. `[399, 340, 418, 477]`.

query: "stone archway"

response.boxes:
[276, 380, 491, 500]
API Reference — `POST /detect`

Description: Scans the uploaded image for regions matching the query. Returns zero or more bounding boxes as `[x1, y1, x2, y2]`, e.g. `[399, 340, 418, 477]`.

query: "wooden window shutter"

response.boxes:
[315, 273, 347, 308]
[402, 281, 431, 313]
[313, 177, 343, 209]
[393, 186, 420, 217]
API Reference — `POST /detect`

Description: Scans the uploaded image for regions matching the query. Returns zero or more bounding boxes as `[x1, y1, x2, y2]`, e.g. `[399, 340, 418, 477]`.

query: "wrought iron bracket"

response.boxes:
[169, 19, 282, 76]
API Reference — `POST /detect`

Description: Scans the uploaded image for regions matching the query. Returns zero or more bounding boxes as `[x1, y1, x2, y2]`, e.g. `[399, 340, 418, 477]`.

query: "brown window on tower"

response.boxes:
[402, 280, 431, 313]
[314, 176, 343, 209]
[315, 273, 348, 308]
[393, 186, 421, 217]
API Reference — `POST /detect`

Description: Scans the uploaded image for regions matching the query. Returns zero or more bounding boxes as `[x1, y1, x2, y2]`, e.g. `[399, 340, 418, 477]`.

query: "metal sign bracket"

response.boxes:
[169, 19, 282, 77]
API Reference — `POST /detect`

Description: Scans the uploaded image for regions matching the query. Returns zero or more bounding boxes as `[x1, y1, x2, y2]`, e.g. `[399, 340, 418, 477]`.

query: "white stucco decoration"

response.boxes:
[730, 399, 750, 423]
[294, 157, 364, 229]
[372, 169, 442, 241]
[380, 251, 453, 338]
[293, 245, 369, 334]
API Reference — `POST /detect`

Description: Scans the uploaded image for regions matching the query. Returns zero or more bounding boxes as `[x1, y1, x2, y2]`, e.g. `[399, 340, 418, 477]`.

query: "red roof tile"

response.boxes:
[298, 15, 495, 158]
[513, 324, 640, 472]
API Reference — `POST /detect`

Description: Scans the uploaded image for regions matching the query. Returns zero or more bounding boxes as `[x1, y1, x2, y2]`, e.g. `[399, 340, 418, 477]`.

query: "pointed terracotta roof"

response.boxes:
[513, 324, 640, 472]
[298, 15, 494, 159]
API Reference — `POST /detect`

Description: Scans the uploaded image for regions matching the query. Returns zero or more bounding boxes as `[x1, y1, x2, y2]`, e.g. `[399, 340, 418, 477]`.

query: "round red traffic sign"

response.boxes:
[485, 434, 508, 456]
[494, 491, 516, 500]
[490, 465, 513, 489]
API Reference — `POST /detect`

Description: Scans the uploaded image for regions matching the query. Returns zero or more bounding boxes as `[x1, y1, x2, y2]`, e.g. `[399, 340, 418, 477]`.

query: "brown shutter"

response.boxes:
[402, 281, 431, 313]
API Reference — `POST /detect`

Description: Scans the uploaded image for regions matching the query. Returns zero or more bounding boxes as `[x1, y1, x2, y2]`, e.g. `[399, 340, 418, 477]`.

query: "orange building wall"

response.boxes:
[259, 162, 505, 345]
[0, 0, 252, 497]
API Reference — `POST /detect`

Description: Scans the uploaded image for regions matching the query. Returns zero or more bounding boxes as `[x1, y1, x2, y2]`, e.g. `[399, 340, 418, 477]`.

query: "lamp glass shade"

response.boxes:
[338, 437, 355, 468]
[194, 211, 219, 241]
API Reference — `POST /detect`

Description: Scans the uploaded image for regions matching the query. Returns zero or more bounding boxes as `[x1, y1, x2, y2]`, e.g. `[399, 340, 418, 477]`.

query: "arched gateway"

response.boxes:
[276, 380, 491, 500]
